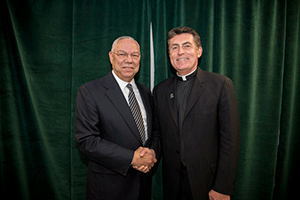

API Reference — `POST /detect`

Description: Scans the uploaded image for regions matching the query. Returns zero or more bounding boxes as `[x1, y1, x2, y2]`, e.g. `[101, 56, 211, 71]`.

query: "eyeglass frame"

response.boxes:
[111, 51, 141, 60]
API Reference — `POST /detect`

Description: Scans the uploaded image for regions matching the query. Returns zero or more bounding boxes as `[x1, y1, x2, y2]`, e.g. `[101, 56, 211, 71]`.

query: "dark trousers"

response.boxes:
[178, 163, 194, 200]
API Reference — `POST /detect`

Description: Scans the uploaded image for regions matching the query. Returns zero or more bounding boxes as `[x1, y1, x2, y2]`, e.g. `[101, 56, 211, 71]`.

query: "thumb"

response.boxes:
[139, 148, 148, 157]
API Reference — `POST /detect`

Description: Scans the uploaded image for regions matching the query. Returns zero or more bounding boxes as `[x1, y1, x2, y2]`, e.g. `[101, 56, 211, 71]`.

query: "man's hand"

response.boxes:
[209, 190, 230, 200]
[131, 147, 157, 173]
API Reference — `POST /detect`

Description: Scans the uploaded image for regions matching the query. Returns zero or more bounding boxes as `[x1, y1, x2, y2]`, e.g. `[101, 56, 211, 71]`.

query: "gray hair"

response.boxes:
[111, 36, 140, 52]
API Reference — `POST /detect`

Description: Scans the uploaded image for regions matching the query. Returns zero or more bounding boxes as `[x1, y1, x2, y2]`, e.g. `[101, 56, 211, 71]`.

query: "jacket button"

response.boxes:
[176, 150, 180, 154]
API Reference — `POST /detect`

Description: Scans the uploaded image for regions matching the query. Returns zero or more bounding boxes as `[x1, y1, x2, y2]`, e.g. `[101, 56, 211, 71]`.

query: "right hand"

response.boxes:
[131, 147, 157, 173]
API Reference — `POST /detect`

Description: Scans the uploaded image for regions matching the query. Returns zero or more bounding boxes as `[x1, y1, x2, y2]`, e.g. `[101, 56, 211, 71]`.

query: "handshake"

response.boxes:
[131, 147, 157, 173]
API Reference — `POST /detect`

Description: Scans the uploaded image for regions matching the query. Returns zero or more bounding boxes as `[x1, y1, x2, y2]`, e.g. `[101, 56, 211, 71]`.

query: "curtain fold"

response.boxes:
[1, 0, 299, 199]
[273, 0, 300, 198]
[1, 0, 73, 199]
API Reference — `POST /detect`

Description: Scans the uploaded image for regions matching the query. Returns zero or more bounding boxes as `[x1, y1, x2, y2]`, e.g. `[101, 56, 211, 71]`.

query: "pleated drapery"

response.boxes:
[1, 0, 299, 199]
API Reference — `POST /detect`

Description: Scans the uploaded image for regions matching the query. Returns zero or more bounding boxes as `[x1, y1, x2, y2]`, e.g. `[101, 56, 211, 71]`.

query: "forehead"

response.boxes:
[170, 33, 194, 45]
[115, 39, 140, 52]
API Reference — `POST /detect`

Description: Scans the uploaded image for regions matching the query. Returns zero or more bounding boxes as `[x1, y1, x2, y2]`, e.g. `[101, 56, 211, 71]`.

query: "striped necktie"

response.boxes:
[126, 84, 146, 145]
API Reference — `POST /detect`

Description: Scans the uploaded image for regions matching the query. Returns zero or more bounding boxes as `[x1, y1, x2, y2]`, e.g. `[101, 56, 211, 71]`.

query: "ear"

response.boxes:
[109, 51, 114, 64]
[197, 47, 203, 58]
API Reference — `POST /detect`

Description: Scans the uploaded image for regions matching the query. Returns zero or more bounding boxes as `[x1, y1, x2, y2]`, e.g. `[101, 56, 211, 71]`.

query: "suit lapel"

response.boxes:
[184, 68, 205, 119]
[103, 73, 142, 143]
[167, 76, 178, 128]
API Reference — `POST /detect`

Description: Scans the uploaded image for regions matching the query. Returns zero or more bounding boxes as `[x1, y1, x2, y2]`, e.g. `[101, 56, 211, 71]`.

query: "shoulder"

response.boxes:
[77, 73, 113, 95]
[153, 76, 175, 94]
[201, 70, 234, 88]
[202, 70, 230, 82]
[82, 78, 103, 88]
[199, 71, 237, 100]
[136, 81, 151, 95]
[79, 78, 103, 93]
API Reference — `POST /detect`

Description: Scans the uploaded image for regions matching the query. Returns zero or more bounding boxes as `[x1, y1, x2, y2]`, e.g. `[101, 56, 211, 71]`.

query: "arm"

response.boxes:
[150, 86, 162, 161]
[212, 78, 240, 195]
[75, 85, 133, 176]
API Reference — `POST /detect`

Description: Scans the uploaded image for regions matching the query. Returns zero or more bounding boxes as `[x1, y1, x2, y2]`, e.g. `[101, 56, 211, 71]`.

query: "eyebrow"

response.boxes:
[171, 41, 192, 46]
[116, 50, 140, 54]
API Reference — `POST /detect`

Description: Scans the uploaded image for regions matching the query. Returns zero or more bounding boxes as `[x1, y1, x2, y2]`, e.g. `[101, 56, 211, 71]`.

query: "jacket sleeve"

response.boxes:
[150, 86, 162, 162]
[74, 85, 134, 176]
[213, 78, 240, 195]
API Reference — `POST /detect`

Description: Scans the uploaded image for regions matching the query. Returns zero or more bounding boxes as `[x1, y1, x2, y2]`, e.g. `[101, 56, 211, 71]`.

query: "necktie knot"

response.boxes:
[127, 83, 133, 91]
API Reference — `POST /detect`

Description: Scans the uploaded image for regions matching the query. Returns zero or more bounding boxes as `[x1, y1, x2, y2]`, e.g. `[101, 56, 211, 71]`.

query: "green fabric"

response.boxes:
[1, 0, 299, 199]
[273, 0, 300, 199]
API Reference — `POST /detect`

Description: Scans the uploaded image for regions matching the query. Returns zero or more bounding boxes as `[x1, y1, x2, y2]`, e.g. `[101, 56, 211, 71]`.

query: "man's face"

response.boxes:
[169, 33, 202, 76]
[109, 38, 141, 82]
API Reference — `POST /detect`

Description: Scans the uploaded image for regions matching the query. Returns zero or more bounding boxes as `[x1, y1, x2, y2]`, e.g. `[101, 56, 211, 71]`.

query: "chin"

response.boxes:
[176, 67, 189, 72]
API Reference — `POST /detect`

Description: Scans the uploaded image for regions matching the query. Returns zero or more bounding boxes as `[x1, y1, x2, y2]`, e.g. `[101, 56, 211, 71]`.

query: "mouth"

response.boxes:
[122, 66, 134, 70]
[177, 58, 189, 61]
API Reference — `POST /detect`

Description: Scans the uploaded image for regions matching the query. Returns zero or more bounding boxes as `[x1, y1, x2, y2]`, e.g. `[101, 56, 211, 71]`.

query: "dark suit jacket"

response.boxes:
[153, 68, 240, 200]
[75, 72, 160, 200]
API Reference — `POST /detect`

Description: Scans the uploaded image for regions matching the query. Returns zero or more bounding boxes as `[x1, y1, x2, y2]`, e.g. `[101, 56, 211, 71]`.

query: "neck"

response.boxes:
[177, 67, 197, 77]
[112, 70, 134, 83]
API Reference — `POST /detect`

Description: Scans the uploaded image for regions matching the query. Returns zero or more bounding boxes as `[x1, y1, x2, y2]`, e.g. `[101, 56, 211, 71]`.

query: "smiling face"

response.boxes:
[169, 33, 202, 76]
[109, 38, 141, 82]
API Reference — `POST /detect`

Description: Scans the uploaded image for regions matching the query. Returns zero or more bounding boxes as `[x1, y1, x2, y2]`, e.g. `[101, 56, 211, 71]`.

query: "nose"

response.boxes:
[178, 46, 184, 55]
[125, 54, 133, 63]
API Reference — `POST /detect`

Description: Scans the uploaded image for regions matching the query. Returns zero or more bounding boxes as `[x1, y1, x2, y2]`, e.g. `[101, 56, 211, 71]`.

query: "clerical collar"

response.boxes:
[177, 68, 197, 81]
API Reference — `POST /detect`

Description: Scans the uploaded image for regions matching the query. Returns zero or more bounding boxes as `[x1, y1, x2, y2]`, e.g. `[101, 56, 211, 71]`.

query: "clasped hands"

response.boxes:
[131, 147, 157, 173]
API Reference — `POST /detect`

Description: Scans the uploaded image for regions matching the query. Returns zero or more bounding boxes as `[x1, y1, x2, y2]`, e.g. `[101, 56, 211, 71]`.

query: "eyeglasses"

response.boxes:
[112, 51, 140, 60]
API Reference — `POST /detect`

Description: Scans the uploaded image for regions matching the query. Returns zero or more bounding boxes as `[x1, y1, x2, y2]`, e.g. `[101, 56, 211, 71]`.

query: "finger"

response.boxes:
[140, 148, 148, 157]
[133, 165, 144, 171]
[132, 166, 138, 169]
[143, 167, 150, 173]
[133, 166, 141, 171]
[149, 149, 156, 157]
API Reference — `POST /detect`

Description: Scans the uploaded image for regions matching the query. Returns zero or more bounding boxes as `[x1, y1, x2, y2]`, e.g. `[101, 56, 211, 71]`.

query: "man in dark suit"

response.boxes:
[75, 36, 159, 200]
[153, 27, 240, 200]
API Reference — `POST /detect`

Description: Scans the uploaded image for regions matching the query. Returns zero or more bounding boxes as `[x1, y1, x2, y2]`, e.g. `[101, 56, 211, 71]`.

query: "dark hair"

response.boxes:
[167, 27, 201, 51]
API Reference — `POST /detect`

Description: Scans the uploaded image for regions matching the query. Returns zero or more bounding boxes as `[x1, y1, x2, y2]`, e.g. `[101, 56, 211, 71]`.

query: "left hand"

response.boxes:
[209, 190, 230, 200]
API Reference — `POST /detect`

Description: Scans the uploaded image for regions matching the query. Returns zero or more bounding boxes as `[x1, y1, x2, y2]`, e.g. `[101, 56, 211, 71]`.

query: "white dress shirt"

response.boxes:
[112, 70, 148, 141]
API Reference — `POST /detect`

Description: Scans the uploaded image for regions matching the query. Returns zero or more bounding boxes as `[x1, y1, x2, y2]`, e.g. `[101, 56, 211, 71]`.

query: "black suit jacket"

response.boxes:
[75, 72, 159, 200]
[153, 68, 240, 200]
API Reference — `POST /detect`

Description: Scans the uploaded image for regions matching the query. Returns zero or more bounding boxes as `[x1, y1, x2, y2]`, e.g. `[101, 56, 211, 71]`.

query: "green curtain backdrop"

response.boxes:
[1, 0, 299, 200]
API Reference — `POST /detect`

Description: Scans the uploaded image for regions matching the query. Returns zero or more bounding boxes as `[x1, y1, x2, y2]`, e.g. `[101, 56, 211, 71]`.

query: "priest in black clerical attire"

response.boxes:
[153, 27, 240, 200]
